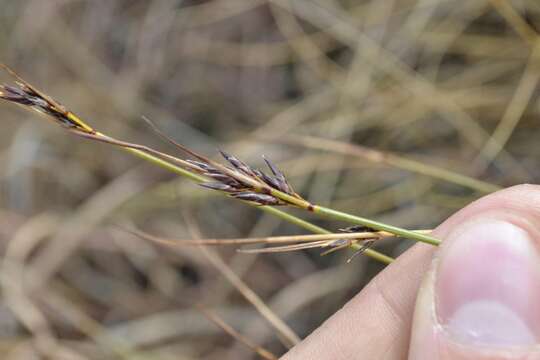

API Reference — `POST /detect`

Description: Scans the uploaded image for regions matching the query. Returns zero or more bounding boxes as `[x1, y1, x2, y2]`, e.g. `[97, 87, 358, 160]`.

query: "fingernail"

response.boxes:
[436, 220, 540, 347]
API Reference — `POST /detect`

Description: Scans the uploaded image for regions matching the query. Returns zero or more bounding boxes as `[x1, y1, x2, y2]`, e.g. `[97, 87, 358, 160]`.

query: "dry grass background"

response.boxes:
[0, 0, 539, 358]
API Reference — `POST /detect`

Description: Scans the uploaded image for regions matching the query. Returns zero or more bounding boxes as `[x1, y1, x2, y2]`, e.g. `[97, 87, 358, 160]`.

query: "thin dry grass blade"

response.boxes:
[237, 240, 333, 254]
[183, 213, 301, 348]
[319, 241, 356, 256]
[123, 227, 419, 247]
[141, 115, 213, 164]
[195, 304, 278, 360]
[70, 129, 201, 173]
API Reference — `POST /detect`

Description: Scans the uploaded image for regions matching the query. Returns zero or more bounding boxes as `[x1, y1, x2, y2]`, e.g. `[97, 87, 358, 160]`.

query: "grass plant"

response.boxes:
[0, 1, 534, 358]
[0, 64, 442, 266]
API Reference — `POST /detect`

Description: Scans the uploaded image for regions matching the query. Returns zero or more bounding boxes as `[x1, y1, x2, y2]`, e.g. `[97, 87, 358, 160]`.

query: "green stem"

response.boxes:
[264, 172, 441, 246]
[260, 206, 394, 264]
[123, 147, 395, 264]
[124, 147, 206, 183]
[124, 136, 438, 249]
[313, 205, 440, 246]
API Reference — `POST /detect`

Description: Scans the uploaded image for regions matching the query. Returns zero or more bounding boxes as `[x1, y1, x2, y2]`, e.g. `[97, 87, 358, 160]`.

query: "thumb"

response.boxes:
[410, 185, 540, 359]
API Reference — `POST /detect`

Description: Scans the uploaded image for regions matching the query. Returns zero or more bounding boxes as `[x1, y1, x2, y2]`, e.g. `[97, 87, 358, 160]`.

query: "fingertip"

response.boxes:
[410, 186, 540, 359]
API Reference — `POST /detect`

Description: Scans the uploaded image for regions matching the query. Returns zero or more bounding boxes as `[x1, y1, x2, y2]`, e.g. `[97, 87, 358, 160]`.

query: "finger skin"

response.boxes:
[281, 243, 435, 360]
[282, 185, 540, 360]
[410, 185, 540, 359]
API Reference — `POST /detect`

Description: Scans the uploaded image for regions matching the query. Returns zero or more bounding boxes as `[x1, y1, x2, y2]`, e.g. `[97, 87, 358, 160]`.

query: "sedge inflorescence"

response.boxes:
[189, 151, 302, 206]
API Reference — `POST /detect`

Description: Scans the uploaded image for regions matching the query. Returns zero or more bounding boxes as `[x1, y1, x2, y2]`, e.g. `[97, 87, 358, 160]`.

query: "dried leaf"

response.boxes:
[320, 241, 352, 256]
[238, 241, 330, 254]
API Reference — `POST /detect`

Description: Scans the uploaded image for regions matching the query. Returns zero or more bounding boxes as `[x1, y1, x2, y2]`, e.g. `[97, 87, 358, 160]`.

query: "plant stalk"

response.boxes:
[312, 205, 440, 246]
[121, 146, 395, 264]
[265, 182, 441, 246]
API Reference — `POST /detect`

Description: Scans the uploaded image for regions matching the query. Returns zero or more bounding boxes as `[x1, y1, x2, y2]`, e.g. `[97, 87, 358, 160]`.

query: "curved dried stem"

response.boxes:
[195, 304, 278, 360]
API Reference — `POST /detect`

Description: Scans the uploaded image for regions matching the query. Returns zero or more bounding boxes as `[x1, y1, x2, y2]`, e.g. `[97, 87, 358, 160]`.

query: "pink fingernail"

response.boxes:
[436, 220, 540, 347]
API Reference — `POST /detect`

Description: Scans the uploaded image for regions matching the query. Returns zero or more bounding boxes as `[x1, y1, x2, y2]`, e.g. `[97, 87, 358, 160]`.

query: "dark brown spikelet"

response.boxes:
[188, 159, 243, 189]
[187, 150, 299, 206]
[339, 225, 377, 233]
[185, 150, 300, 206]
[257, 168, 284, 193]
[1, 87, 84, 131]
[262, 155, 292, 194]
[0, 83, 67, 122]
[0, 65, 95, 134]
[219, 150, 257, 177]
[207, 173, 242, 186]
[0, 84, 39, 105]
[230, 192, 282, 206]
[199, 182, 237, 193]
[186, 159, 214, 172]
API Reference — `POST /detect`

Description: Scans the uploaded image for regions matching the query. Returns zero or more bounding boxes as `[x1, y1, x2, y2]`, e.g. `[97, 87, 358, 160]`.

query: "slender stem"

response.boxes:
[0, 66, 399, 262]
[121, 146, 395, 264]
[250, 207, 395, 264]
[258, 206, 328, 234]
[312, 205, 441, 246]
[123, 147, 205, 183]
[82, 130, 435, 249]
[264, 173, 441, 246]
[132, 229, 431, 246]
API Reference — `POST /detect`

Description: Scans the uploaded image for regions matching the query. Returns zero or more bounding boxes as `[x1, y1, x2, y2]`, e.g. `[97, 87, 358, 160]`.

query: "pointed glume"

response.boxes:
[185, 150, 299, 205]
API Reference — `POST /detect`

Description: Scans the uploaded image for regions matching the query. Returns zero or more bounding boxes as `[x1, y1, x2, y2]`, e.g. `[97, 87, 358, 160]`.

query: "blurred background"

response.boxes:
[0, 0, 539, 358]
